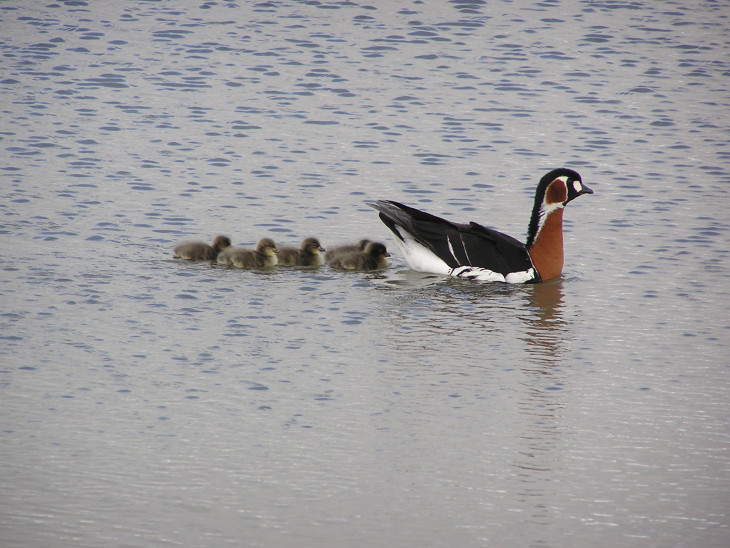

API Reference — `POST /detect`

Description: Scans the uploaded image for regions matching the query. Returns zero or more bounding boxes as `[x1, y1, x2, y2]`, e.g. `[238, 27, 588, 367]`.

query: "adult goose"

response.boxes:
[369, 168, 593, 283]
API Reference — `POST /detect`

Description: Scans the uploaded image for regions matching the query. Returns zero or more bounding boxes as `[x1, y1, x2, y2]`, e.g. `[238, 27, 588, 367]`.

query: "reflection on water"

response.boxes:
[381, 275, 575, 532]
[382, 273, 567, 370]
[521, 279, 566, 369]
[514, 280, 567, 527]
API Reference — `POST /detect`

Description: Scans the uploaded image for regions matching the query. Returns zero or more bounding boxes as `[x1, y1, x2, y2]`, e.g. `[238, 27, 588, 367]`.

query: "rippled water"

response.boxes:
[1, 1, 729, 547]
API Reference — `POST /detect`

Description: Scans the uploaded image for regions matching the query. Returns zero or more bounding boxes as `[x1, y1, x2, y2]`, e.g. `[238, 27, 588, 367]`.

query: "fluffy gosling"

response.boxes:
[174, 235, 232, 261]
[217, 238, 279, 268]
[277, 237, 326, 267]
[326, 241, 389, 271]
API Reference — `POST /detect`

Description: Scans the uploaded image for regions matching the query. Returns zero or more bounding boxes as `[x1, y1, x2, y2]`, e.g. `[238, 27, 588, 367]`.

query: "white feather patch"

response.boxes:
[533, 201, 564, 243]
[446, 235, 457, 263]
[450, 266, 537, 284]
[392, 228, 452, 275]
[505, 268, 537, 284]
[450, 266, 506, 282]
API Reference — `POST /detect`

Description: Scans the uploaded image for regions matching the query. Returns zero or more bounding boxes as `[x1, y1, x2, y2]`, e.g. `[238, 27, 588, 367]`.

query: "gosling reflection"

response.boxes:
[381, 275, 570, 527]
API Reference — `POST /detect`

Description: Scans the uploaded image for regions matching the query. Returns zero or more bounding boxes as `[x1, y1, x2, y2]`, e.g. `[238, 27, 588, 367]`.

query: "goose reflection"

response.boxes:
[382, 275, 567, 367]
[381, 276, 569, 529]
[518, 278, 566, 369]
[514, 279, 568, 528]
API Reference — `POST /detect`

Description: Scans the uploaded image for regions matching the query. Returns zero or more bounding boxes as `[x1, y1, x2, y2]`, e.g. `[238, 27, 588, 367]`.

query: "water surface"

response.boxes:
[1, 1, 729, 547]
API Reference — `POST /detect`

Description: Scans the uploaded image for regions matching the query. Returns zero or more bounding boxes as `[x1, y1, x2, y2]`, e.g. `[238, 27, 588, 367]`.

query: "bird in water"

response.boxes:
[277, 237, 326, 267]
[369, 168, 593, 283]
[323, 239, 371, 263]
[217, 238, 279, 268]
[327, 241, 390, 271]
[173, 235, 231, 261]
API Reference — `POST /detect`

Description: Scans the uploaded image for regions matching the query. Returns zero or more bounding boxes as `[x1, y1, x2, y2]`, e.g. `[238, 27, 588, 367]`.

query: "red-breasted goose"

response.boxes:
[369, 168, 593, 283]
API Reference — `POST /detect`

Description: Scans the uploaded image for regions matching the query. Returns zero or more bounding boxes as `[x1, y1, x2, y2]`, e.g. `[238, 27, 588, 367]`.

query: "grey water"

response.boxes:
[1, 1, 729, 547]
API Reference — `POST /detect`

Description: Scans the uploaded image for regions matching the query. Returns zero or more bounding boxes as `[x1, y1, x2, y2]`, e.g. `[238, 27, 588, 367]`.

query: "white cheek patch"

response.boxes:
[573, 180, 582, 193]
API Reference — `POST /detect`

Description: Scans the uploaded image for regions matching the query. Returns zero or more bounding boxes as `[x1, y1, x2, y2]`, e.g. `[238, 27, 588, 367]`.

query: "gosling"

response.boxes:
[323, 239, 370, 262]
[277, 237, 326, 267]
[217, 238, 279, 268]
[326, 241, 390, 271]
[174, 235, 231, 261]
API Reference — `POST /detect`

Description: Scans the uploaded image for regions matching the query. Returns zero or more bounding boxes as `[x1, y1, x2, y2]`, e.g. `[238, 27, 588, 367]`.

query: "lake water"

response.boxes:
[1, 1, 729, 547]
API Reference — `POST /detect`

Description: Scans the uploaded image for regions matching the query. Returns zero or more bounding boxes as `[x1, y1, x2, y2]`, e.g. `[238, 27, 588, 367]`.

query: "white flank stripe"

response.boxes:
[460, 234, 471, 264]
[450, 266, 537, 284]
[446, 235, 457, 263]
[505, 268, 537, 284]
[450, 266, 506, 283]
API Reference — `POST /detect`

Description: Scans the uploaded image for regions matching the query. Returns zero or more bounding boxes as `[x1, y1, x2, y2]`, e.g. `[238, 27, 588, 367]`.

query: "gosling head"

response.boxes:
[365, 241, 390, 258]
[301, 237, 325, 255]
[211, 235, 232, 252]
[256, 238, 278, 257]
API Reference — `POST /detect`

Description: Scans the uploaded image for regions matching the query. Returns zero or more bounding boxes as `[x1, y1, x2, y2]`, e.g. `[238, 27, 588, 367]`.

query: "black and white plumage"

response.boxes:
[369, 168, 593, 283]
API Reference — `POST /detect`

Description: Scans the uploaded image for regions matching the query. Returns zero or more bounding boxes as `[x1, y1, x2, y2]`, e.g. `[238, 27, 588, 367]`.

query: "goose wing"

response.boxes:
[370, 200, 535, 278]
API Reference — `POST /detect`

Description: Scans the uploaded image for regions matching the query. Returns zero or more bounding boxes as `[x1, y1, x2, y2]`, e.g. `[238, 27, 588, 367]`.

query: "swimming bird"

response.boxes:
[323, 239, 371, 263]
[277, 237, 326, 267]
[327, 241, 390, 271]
[369, 168, 593, 283]
[173, 235, 231, 261]
[217, 238, 279, 268]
